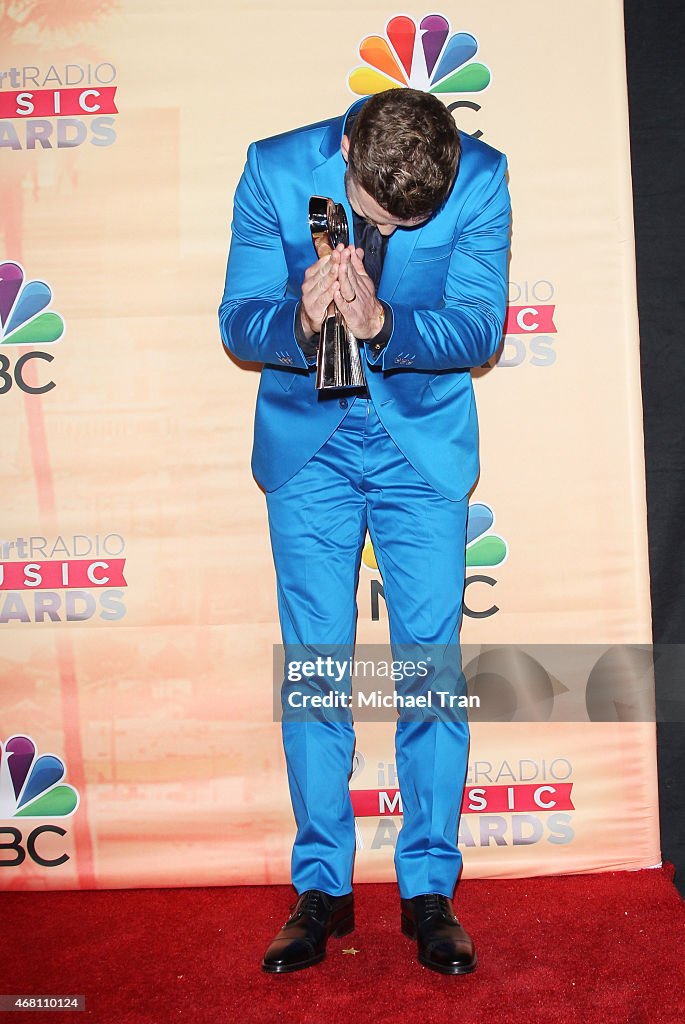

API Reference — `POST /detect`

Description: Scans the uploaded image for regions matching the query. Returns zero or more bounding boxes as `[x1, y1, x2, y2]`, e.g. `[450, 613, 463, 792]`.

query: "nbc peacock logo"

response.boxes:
[0, 735, 79, 818]
[0, 261, 65, 346]
[348, 14, 491, 96]
[362, 501, 507, 572]
[464, 501, 507, 567]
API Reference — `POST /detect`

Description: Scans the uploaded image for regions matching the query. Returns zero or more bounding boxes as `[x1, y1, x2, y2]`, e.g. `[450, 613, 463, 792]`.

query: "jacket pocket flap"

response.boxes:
[409, 241, 454, 262]
[271, 367, 296, 391]
[428, 370, 469, 401]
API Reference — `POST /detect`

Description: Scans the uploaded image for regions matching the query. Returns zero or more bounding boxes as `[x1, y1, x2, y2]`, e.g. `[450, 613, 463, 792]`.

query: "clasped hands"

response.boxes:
[300, 243, 384, 342]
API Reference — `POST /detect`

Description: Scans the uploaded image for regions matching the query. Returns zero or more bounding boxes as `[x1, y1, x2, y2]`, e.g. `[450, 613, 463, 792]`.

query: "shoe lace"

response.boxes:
[288, 890, 329, 923]
[423, 894, 454, 920]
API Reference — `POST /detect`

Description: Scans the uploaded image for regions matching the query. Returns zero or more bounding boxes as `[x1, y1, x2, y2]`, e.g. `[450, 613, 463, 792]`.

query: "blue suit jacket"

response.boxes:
[219, 98, 511, 500]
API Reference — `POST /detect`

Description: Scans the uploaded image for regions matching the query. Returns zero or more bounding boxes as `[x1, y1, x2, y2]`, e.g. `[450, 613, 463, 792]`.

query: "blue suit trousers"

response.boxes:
[265, 395, 470, 899]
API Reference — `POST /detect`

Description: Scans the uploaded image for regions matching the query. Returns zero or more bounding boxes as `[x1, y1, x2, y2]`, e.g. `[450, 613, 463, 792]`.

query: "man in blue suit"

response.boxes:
[219, 89, 510, 975]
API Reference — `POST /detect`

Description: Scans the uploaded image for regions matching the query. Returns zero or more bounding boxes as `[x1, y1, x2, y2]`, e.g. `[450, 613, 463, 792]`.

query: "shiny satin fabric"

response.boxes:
[266, 396, 469, 898]
[219, 97, 510, 501]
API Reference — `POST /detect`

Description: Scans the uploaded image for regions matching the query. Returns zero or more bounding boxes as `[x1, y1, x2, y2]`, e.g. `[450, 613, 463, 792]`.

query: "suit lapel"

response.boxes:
[310, 100, 363, 246]
[378, 226, 422, 301]
[312, 152, 354, 242]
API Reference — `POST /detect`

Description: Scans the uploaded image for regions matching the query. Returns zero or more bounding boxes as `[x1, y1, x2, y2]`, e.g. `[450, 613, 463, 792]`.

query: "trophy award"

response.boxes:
[308, 196, 367, 390]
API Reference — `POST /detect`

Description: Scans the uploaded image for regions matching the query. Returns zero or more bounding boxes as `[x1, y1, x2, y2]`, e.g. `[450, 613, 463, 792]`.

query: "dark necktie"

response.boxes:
[351, 213, 388, 291]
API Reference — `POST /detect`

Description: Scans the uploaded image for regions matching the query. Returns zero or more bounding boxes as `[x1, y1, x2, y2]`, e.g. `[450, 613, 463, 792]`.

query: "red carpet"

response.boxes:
[2, 866, 683, 1024]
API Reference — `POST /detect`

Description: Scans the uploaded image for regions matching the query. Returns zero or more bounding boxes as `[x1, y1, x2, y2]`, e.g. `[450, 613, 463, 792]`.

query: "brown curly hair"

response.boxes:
[347, 89, 461, 220]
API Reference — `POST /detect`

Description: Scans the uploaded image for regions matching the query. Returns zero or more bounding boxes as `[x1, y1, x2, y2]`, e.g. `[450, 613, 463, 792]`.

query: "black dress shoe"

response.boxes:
[262, 889, 354, 974]
[401, 893, 477, 975]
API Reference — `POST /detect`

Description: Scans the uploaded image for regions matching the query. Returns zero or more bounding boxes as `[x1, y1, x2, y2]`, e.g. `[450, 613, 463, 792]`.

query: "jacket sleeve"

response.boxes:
[367, 153, 511, 372]
[218, 141, 311, 369]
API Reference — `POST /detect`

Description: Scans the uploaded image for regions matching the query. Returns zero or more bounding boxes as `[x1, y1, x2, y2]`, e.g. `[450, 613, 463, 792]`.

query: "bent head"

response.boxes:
[341, 88, 461, 236]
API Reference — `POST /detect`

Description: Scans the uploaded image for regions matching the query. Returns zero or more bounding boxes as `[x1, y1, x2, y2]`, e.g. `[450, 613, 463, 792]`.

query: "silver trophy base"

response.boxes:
[316, 314, 367, 390]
